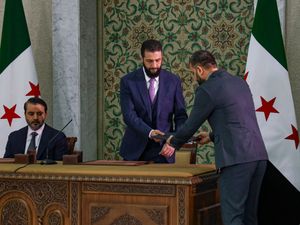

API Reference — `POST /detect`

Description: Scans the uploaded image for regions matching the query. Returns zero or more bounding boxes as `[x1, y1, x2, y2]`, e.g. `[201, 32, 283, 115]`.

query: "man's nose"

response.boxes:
[152, 61, 159, 68]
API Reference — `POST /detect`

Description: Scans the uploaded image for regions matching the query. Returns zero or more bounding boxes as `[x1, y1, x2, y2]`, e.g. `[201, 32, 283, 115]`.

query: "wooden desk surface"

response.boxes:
[0, 161, 216, 184]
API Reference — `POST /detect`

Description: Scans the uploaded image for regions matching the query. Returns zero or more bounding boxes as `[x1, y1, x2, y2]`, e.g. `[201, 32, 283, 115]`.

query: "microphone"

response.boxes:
[41, 119, 72, 165]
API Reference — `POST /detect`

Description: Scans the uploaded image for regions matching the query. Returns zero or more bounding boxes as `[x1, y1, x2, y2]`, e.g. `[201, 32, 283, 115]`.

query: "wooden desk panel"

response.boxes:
[0, 163, 221, 225]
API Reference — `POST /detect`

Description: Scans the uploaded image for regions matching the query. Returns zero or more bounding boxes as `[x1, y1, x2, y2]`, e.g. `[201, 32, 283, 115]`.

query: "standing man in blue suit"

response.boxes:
[161, 50, 268, 225]
[119, 39, 187, 163]
[4, 97, 68, 161]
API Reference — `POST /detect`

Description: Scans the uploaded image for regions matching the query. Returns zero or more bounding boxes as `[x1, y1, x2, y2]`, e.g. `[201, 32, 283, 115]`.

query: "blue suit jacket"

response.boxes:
[4, 124, 68, 161]
[171, 70, 268, 168]
[119, 67, 187, 162]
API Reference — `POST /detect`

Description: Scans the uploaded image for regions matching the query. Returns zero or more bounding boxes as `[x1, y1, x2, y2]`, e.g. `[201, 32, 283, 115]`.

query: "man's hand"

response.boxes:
[160, 143, 175, 158]
[150, 130, 165, 142]
[198, 131, 211, 145]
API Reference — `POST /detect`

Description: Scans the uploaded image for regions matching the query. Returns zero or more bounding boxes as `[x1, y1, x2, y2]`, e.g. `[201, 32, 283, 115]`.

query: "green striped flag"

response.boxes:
[245, 0, 300, 190]
[0, 0, 40, 156]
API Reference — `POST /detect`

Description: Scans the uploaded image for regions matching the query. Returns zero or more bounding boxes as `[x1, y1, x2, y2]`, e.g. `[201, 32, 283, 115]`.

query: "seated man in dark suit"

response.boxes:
[4, 97, 68, 161]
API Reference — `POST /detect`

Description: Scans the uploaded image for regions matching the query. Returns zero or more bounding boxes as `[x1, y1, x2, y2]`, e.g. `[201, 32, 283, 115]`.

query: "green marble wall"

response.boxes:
[101, 0, 254, 163]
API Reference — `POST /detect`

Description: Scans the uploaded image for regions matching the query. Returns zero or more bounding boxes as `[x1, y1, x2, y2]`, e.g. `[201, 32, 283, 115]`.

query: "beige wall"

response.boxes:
[0, 0, 53, 124]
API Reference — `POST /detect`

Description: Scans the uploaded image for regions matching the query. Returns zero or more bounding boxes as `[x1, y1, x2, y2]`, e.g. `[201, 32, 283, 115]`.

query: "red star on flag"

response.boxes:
[244, 71, 249, 81]
[256, 97, 279, 121]
[0, 104, 21, 126]
[26, 81, 40, 97]
[285, 125, 299, 149]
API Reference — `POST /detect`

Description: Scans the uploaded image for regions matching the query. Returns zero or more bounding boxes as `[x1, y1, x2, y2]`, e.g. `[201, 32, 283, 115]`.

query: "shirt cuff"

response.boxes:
[149, 130, 153, 138]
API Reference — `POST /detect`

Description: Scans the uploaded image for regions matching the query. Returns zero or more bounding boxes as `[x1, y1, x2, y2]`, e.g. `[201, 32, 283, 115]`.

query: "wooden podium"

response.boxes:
[0, 161, 221, 225]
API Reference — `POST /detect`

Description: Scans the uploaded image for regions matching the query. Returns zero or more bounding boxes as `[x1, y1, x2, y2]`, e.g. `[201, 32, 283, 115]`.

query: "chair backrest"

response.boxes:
[66, 137, 77, 155]
[175, 142, 197, 165]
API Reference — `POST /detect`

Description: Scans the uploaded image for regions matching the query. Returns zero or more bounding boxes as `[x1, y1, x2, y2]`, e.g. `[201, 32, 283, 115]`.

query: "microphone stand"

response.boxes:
[41, 119, 72, 165]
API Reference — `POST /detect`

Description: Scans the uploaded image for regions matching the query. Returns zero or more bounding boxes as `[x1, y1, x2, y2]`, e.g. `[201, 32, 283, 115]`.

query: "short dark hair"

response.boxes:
[189, 50, 217, 69]
[141, 39, 162, 57]
[24, 97, 48, 113]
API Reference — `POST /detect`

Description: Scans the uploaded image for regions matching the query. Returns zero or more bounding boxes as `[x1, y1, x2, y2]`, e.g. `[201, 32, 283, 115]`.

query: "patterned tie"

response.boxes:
[149, 78, 155, 103]
[27, 132, 38, 152]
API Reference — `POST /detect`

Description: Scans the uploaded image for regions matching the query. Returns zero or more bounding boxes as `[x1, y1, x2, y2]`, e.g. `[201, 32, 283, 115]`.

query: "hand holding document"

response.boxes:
[150, 130, 165, 142]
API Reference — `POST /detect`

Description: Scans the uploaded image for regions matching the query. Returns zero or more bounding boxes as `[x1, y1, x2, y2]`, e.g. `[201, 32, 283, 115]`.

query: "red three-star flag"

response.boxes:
[0, 0, 41, 156]
[245, 0, 300, 190]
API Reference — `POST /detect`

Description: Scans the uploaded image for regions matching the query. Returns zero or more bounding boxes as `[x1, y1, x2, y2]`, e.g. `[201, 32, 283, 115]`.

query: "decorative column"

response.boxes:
[286, 1, 300, 126]
[52, 0, 97, 160]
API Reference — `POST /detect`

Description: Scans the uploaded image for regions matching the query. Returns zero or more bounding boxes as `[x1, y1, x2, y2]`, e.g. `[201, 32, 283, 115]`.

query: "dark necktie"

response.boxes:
[27, 132, 38, 152]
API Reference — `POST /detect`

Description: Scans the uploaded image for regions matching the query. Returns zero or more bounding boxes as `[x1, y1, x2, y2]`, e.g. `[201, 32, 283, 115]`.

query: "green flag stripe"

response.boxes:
[0, 0, 31, 74]
[252, 0, 287, 70]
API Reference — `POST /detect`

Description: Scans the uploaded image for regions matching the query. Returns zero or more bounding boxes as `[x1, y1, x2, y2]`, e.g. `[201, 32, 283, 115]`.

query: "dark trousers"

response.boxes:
[219, 160, 267, 225]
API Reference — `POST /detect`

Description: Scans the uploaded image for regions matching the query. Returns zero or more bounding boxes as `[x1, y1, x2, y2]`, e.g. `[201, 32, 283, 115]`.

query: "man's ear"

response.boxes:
[196, 65, 203, 76]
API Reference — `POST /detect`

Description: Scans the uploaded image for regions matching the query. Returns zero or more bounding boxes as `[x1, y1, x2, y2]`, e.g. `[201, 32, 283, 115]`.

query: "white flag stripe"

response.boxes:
[247, 37, 296, 121]
[0, 47, 38, 103]
[246, 19, 300, 190]
[247, 37, 300, 159]
[0, 46, 38, 155]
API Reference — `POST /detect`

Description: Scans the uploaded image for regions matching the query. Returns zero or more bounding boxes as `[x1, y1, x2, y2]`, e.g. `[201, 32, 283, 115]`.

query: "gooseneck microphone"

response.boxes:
[41, 119, 73, 165]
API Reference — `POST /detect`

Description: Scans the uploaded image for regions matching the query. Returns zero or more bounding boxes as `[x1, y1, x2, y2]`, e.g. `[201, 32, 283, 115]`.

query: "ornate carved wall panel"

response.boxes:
[0, 194, 33, 225]
[82, 182, 177, 224]
[71, 182, 80, 225]
[100, 0, 254, 162]
[83, 182, 176, 196]
[89, 204, 168, 225]
[42, 204, 69, 225]
[0, 179, 69, 225]
[178, 186, 188, 225]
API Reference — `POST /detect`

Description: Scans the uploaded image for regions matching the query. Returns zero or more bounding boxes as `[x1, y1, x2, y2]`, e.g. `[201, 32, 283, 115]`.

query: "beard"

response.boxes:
[27, 119, 44, 131]
[143, 64, 161, 78]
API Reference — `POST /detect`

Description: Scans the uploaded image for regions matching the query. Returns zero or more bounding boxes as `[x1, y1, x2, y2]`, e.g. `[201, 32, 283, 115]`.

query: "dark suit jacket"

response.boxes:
[4, 124, 68, 161]
[120, 67, 187, 162]
[171, 69, 268, 168]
